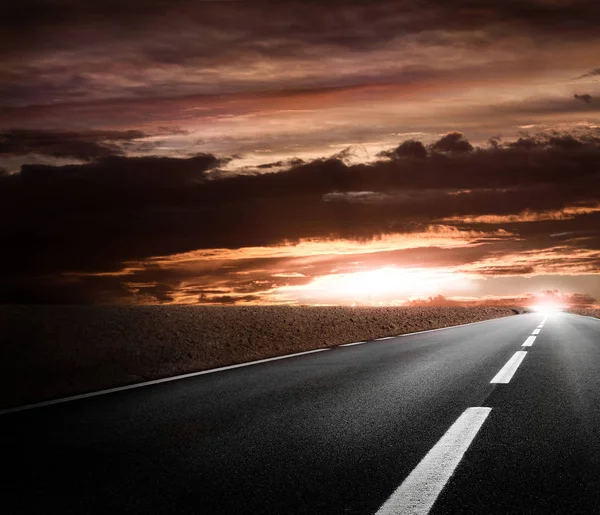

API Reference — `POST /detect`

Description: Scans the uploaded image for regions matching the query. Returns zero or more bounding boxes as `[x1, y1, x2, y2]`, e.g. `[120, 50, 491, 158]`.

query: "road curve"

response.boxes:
[2, 312, 599, 514]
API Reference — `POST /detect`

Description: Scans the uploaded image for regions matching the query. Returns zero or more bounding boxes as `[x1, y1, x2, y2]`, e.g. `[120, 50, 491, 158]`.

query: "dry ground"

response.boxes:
[0, 305, 518, 409]
[567, 307, 600, 318]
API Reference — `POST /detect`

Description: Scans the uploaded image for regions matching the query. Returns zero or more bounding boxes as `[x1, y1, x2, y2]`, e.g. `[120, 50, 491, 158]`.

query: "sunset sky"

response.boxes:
[1, 0, 599, 305]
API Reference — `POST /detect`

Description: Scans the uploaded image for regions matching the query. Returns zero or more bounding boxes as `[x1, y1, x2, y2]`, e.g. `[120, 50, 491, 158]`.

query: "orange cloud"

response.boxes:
[442, 204, 600, 224]
[142, 226, 511, 268]
[459, 246, 600, 276]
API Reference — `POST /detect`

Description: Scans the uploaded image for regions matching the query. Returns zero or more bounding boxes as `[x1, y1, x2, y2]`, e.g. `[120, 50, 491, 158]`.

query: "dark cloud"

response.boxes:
[0, 274, 134, 305]
[476, 265, 536, 276]
[576, 68, 600, 79]
[0, 129, 147, 160]
[547, 134, 584, 150]
[431, 132, 474, 153]
[0, 152, 223, 280]
[3, 0, 600, 107]
[380, 140, 428, 159]
[4, 1, 600, 51]
[2, 1, 599, 304]
[472, 95, 600, 123]
[508, 130, 600, 150]
[1, 130, 599, 302]
[509, 137, 540, 150]
[17, 152, 221, 187]
[574, 93, 593, 104]
[256, 158, 305, 169]
[200, 294, 261, 305]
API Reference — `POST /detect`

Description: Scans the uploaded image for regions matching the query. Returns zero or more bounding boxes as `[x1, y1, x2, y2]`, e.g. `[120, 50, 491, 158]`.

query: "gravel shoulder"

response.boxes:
[0, 305, 518, 409]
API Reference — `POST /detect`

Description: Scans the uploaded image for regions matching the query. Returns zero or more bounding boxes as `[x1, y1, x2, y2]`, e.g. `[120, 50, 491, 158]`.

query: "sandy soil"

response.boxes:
[567, 308, 600, 318]
[0, 305, 517, 409]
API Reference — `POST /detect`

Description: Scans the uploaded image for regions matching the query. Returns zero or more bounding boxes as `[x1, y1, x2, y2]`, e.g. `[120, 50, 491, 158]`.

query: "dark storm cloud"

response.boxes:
[4, 0, 600, 51]
[431, 132, 474, 153]
[0, 152, 222, 280]
[379, 140, 428, 159]
[256, 158, 305, 169]
[2, 2, 599, 304]
[3, 0, 600, 107]
[1, 130, 599, 304]
[0, 129, 147, 160]
[574, 93, 593, 104]
[505, 133, 591, 151]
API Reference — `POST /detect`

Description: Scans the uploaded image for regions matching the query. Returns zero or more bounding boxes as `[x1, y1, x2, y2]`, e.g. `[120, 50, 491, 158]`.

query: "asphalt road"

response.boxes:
[2, 312, 599, 514]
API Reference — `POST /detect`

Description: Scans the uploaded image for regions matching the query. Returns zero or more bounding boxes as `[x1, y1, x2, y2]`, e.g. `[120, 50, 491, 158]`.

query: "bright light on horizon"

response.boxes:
[530, 302, 564, 313]
[272, 266, 475, 303]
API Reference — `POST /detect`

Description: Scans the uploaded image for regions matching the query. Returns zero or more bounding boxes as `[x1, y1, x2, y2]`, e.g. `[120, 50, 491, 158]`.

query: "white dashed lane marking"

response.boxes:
[522, 336, 536, 347]
[375, 407, 492, 515]
[378, 317, 548, 513]
[490, 351, 528, 384]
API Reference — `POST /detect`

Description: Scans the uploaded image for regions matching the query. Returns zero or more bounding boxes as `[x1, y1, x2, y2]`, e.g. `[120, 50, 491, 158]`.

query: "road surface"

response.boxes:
[2, 312, 599, 514]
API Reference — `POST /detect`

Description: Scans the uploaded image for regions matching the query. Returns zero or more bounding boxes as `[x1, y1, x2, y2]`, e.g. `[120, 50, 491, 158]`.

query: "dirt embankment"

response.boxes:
[567, 307, 600, 318]
[0, 305, 517, 409]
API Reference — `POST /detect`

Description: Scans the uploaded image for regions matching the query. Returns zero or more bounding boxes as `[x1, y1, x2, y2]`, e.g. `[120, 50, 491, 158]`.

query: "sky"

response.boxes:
[1, 0, 599, 306]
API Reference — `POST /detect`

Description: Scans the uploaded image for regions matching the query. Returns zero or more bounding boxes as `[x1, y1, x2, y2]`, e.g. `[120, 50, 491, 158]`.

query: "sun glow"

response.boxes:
[530, 301, 564, 313]
[272, 266, 474, 304]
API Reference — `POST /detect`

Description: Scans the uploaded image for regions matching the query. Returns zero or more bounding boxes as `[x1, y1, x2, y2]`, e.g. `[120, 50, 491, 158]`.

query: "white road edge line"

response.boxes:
[375, 407, 492, 515]
[340, 341, 367, 347]
[0, 313, 522, 416]
[377, 336, 396, 340]
[0, 348, 330, 416]
[490, 351, 527, 384]
[522, 336, 536, 347]
[532, 328, 541, 335]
